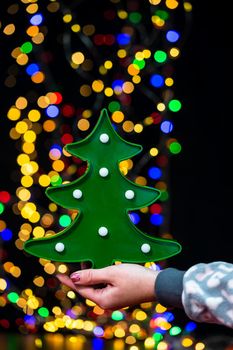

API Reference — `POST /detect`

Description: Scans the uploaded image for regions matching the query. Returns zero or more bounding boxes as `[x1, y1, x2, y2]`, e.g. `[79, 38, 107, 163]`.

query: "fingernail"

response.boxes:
[70, 272, 80, 281]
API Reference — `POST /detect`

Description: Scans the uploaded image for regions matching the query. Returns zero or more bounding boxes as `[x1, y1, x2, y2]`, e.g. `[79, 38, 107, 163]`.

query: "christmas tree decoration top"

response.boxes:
[24, 109, 181, 268]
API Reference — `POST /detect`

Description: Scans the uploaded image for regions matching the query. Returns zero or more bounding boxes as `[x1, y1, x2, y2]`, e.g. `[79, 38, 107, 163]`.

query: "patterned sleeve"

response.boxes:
[182, 261, 233, 328]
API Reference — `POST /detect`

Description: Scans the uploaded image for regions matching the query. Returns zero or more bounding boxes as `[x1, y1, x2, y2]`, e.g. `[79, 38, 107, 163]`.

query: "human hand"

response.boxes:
[57, 263, 160, 310]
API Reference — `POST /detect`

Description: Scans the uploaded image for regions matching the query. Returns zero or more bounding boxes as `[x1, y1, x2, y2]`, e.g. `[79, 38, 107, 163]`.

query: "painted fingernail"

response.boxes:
[70, 273, 80, 281]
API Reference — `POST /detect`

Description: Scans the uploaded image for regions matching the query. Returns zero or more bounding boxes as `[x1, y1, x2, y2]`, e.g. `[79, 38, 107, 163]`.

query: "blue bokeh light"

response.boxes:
[166, 30, 180, 43]
[160, 120, 173, 133]
[150, 74, 164, 88]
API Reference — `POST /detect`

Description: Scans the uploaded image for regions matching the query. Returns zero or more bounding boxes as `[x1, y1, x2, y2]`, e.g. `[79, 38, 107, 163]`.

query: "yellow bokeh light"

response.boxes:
[71, 24, 81, 32]
[92, 80, 104, 93]
[33, 226, 45, 238]
[43, 120, 56, 132]
[104, 60, 113, 69]
[165, 77, 174, 86]
[71, 52, 85, 65]
[27, 296, 39, 309]
[57, 264, 67, 273]
[22, 142, 35, 154]
[82, 110, 92, 118]
[184, 1, 192, 12]
[149, 0, 161, 4]
[83, 24, 95, 36]
[77, 118, 90, 131]
[117, 10, 128, 19]
[151, 15, 165, 27]
[169, 47, 180, 58]
[149, 147, 159, 156]
[16, 97, 28, 109]
[26, 3, 38, 14]
[143, 49, 151, 58]
[104, 87, 113, 97]
[10, 265, 21, 278]
[134, 124, 143, 133]
[31, 71, 45, 83]
[9, 128, 21, 140]
[21, 175, 33, 187]
[99, 65, 107, 75]
[123, 81, 134, 94]
[7, 107, 21, 121]
[52, 160, 65, 172]
[3, 23, 16, 35]
[17, 188, 31, 201]
[135, 176, 147, 186]
[80, 84, 92, 97]
[157, 102, 166, 112]
[117, 49, 127, 58]
[157, 341, 168, 350]
[114, 328, 125, 338]
[49, 203, 57, 212]
[16, 121, 28, 134]
[123, 120, 134, 132]
[132, 75, 141, 84]
[166, 0, 179, 9]
[0, 220, 6, 231]
[144, 337, 155, 349]
[112, 111, 124, 123]
[195, 342, 205, 350]
[28, 109, 41, 122]
[37, 96, 50, 108]
[27, 25, 39, 37]
[63, 14, 72, 23]
[182, 337, 194, 347]
[23, 130, 36, 142]
[17, 154, 30, 166]
[0, 279, 7, 291]
[128, 64, 140, 76]
[44, 263, 56, 274]
[39, 174, 51, 187]
[16, 53, 29, 65]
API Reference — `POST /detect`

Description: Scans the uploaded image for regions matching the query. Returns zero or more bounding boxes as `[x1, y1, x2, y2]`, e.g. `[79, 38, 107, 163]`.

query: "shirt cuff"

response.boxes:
[155, 268, 185, 308]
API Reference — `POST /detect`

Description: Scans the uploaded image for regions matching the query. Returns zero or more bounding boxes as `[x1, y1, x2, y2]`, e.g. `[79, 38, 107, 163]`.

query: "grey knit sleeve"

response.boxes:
[182, 261, 233, 328]
[155, 267, 185, 308]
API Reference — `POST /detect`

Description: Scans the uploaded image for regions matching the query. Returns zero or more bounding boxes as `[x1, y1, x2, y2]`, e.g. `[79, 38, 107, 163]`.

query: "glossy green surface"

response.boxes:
[24, 109, 181, 268]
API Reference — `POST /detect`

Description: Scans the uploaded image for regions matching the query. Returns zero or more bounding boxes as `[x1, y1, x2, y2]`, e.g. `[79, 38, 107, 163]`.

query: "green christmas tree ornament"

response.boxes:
[24, 109, 181, 268]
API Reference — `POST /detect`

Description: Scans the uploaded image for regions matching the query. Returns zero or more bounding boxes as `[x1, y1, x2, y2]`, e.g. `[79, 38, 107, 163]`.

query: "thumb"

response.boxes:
[70, 267, 111, 285]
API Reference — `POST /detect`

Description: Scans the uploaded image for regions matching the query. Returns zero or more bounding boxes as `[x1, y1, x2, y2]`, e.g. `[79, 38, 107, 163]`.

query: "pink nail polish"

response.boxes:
[70, 273, 80, 281]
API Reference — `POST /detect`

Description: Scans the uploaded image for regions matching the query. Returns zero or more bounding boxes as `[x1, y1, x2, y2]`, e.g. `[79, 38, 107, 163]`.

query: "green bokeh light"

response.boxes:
[111, 310, 124, 321]
[154, 50, 167, 63]
[108, 101, 121, 112]
[20, 42, 33, 54]
[38, 307, 49, 318]
[133, 58, 146, 69]
[168, 99, 182, 112]
[129, 12, 142, 24]
[0, 203, 4, 214]
[7, 292, 19, 303]
[169, 141, 182, 154]
[59, 214, 72, 227]
[169, 326, 182, 336]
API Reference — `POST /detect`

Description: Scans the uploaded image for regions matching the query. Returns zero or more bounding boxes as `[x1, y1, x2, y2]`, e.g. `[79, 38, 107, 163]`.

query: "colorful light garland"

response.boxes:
[0, 0, 206, 349]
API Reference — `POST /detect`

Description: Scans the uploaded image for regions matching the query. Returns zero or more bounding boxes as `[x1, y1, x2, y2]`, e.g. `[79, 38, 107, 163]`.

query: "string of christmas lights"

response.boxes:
[0, 1, 207, 349]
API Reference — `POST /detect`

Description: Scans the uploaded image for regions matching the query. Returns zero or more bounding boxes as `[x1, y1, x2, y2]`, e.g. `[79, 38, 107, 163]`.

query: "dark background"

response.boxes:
[168, 1, 233, 338]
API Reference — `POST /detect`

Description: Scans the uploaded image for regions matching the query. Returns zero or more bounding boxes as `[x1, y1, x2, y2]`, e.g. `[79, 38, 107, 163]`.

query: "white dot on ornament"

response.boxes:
[141, 243, 151, 253]
[98, 226, 108, 237]
[99, 133, 109, 143]
[72, 189, 83, 199]
[125, 190, 135, 199]
[55, 242, 65, 252]
[99, 167, 109, 177]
